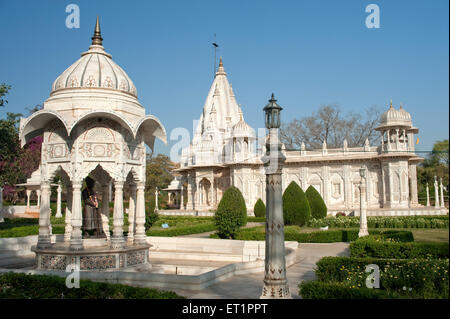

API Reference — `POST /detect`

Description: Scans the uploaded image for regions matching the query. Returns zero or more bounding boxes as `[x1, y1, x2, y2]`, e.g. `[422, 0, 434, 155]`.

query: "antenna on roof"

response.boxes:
[212, 34, 219, 78]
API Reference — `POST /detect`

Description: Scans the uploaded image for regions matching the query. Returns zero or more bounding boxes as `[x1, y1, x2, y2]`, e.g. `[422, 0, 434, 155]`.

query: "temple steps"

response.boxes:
[0, 254, 35, 269]
[148, 249, 244, 263]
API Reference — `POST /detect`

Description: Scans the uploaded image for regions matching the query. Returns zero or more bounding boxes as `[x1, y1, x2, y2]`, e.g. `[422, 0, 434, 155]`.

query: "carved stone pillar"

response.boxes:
[101, 183, 110, 241]
[434, 176, 440, 208]
[64, 185, 73, 242]
[134, 182, 147, 245]
[111, 180, 125, 249]
[37, 181, 52, 248]
[26, 189, 31, 208]
[440, 178, 445, 209]
[358, 175, 369, 237]
[180, 186, 184, 210]
[261, 128, 290, 299]
[36, 189, 41, 208]
[70, 183, 83, 250]
[127, 184, 137, 245]
[55, 184, 63, 218]
[426, 183, 430, 207]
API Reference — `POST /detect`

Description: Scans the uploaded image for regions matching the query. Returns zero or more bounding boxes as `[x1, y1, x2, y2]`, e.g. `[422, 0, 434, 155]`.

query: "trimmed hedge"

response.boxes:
[312, 256, 449, 299]
[213, 226, 414, 244]
[214, 186, 247, 239]
[253, 199, 266, 218]
[0, 272, 184, 299]
[147, 223, 216, 237]
[299, 281, 399, 299]
[307, 216, 449, 229]
[350, 237, 449, 259]
[283, 182, 311, 226]
[305, 186, 327, 219]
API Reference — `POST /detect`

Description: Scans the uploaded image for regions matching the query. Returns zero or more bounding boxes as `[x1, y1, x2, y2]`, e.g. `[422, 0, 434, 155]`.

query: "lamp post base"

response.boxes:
[358, 228, 369, 237]
[260, 282, 291, 299]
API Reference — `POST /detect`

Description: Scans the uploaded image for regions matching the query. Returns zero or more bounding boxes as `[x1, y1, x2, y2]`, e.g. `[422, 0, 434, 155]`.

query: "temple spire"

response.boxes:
[91, 16, 103, 46]
[216, 56, 226, 76]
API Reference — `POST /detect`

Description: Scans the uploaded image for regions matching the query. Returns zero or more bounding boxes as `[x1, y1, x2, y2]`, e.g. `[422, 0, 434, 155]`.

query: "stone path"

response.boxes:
[168, 242, 350, 299]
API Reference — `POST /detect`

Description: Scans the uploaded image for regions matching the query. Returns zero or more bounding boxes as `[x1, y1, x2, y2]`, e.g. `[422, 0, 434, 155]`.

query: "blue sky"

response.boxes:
[0, 0, 448, 159]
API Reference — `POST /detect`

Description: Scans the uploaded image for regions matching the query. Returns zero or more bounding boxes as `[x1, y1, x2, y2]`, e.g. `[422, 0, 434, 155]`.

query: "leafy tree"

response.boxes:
[305, 186, 327, 219]
[417, 140, 449, 205]
[145, 153, 177, 195]
[214, 186, 247, 238]
[282, 181, 311, 226]
[280, 105, 382, 150]
[253, 198, 266, 218]
[0, 83, 11, 107]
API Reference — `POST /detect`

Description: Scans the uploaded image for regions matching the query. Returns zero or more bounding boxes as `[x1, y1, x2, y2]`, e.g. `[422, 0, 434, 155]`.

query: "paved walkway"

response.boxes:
[168, 242, 350, 299]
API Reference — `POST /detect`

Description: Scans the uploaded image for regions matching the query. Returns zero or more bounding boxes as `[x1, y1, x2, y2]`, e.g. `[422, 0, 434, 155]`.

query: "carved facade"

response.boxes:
[175, 60, 437, 215]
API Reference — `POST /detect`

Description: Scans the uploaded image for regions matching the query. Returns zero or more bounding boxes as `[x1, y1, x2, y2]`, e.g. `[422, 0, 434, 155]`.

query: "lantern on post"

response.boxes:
[260, 93, 291, 299]
[263, 93, 283, 129]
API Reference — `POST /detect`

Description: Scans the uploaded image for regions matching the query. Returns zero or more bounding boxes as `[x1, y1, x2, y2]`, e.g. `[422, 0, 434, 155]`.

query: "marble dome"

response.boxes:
[379, 101, 412, 127]
[51, 18, 137, 98]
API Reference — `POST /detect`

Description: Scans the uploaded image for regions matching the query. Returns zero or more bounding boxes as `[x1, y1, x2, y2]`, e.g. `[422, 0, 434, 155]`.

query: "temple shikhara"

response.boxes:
[173, 59, 445, 216]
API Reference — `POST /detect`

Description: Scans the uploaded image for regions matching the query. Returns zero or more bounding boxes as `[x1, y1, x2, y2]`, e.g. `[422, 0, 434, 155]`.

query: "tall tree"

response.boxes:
[0, 83, 11, 107]
[145, 153, 177, 195]
[280, 105, 382, 150]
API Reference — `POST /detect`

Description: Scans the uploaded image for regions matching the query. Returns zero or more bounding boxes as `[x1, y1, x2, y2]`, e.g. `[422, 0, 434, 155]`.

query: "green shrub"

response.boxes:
[253, 199, 266, 218]
[0, 272, 184, 299]
[307, 215, 449, 229]
[222, 226, 413, 244]
[314, 256, 449, 298]
[350, 238, 449, 259]
[214, 186, 247, 239]
[305, 186, 327, 219]
[147, 223, 215, 237]
[282, 182, 311, 226]
[145, 211, 159, 231]
[299, 281, 398, 299]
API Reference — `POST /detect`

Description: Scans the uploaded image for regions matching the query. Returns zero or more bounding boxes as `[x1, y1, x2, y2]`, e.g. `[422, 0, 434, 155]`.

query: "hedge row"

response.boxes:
[0, 272, 184, 299]
[147, 223, 216, 237]
[307, 216, 449, 229]
[0, 225, 65, 238]
[350, 237, 449, 259]
[212, 226, 414, 243]
[299, 281, 399, 299]
[310, 256, 449, 299]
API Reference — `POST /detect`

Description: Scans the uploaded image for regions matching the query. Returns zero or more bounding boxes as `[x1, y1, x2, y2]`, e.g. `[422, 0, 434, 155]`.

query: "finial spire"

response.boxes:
[219, 56, 223, 67]
[91, 16, 103, 46]
[389, 99, 393, 108]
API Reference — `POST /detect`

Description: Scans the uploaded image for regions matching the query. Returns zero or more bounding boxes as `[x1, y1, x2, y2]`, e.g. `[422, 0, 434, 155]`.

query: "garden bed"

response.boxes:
[0, 272, 184, 299]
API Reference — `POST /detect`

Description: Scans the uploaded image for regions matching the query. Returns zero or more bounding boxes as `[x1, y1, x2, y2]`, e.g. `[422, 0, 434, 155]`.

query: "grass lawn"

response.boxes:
[409, 228, 449, 243]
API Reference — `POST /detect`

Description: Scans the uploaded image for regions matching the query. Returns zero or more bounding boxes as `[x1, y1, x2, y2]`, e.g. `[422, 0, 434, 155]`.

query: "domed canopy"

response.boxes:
[377, 100, 413, 130]
[51, 17, 137, 98]
[232, 107, 255, 138]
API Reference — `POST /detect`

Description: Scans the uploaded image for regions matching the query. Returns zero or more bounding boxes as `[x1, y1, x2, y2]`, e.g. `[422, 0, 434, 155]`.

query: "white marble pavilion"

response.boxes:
[18, 18, 166, 262]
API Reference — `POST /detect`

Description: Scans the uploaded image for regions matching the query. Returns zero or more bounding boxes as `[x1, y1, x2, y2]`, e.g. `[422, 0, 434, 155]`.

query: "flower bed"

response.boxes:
[299, 256, 449, 299]
[350, 237, 449, 259]
[307, 216, 449, 229]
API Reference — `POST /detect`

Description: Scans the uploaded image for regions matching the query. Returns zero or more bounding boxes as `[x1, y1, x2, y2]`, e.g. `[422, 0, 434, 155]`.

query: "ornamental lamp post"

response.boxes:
[358, 167, 369, 237]
[260, 93, 291, 299]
